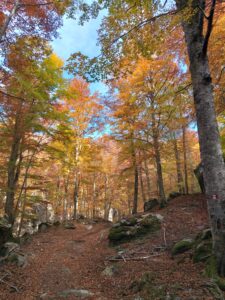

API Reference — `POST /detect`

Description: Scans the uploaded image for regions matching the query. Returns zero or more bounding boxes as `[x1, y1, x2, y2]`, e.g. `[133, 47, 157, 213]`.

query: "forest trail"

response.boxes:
[0, 195, 218, 300]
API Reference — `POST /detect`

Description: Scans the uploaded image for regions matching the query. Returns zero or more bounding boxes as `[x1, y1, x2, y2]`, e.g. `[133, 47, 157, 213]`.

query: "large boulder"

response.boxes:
[108, 214, 161, 244]
[144, 199, 159, 212]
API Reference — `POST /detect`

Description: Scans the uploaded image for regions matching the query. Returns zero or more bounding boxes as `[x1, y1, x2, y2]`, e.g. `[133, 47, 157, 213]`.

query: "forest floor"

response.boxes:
[0, 194, 220, 300]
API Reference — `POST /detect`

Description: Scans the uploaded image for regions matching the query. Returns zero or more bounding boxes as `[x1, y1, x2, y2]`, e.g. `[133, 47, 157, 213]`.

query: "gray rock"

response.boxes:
[38, 223, 49, 232]
[85, 225, 93, 230]
[101, 265, 119, 277]
[4, 242, 20, 253]
[58, 289, 94, 298]
[8, 252, 27, 267]
[64, 222, 76, 229]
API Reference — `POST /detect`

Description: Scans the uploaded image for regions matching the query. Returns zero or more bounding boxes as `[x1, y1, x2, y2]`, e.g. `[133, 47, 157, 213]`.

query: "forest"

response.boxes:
[0, 0, 225, 299]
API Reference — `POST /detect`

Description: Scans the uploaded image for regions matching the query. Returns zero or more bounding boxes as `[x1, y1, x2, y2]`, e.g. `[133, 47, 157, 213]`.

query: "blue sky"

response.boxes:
[51, 14, 108, 95]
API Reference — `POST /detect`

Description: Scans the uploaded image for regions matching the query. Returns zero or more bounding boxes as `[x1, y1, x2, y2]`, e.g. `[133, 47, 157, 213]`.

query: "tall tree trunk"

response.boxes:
[5, 111, 22, 225]
[182, 125, 189, 194]
[92, 177, 96, 218]
[143, 151, 151, 198]
[17, 176, 27, 237]
[132, 165, 139, 214]
[139, 164, 146, 203]
[127, 180, 132, 214]
[63, 175, 69, 221]
[73, 173, 79, 220]
[175, 0, 225, 275]
[103, 175, 111, 220]
[152, 113, 166, 206]
[172, 135, 184, 193]
[131, 137, 138, 214]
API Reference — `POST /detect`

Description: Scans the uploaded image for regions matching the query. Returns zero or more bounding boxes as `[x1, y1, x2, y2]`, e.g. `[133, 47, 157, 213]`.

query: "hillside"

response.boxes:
[1, 194, 222, 300]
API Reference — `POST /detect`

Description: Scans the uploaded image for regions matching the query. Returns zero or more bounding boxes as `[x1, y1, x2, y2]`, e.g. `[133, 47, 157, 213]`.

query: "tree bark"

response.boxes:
[63, 175, 69, 221]
[139, 164, 147, 203]
[5, 111, 22, 225]
[73, 173, 79, 219]
[175, 0, 225, 275]
[132, 165, 139, 214]
[172, 135, 184, 193]
[143, 150, 151, 198]
[152, 113, 166, 206]
[182, 126, 189, 194]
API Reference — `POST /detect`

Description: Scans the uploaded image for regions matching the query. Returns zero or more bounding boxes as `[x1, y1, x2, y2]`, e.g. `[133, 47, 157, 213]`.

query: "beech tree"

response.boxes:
[0, 37, 64, 232]
[174, 0, 225, 275]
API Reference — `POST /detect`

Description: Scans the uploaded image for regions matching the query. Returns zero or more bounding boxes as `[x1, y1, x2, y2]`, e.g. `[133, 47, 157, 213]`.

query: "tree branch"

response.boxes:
[202, 0, 217, 57]
[109, 9, 178, 49]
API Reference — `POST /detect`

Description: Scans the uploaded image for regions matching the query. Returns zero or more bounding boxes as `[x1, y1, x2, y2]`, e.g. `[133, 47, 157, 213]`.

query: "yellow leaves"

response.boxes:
[48, 53, 64, 70]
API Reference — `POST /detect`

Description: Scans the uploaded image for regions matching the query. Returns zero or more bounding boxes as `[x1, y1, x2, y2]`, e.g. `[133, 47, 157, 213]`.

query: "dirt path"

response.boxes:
[0, 195, 218, 300]
[0, 222, 115, 300]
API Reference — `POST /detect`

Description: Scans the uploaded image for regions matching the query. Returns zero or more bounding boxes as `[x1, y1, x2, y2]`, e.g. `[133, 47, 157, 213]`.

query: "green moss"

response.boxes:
[205, 256, 218, 278]
[108, 215, 161, 244]
[204, 255, 225, 293]
[139, 216, 160, 229]
[127, 217, 137, 226]
[172, 239, 193, 256]
[193, 240, 212, 263]
[108, 226, 129, 242]
[215, 277, 225, 291]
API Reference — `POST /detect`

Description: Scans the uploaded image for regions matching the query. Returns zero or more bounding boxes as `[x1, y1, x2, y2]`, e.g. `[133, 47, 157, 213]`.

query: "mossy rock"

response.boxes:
[108, 226, 137, 242]
[139, 215, 160, 229]
[193, 240, 212, 263]
[193, 228, 212, 263]
[108, 226, 129, 242]
[136, 225, 149, 236]
[172, 239, 193, 256]
[120, 217, 137, 226]
[108, 215, 161, 244]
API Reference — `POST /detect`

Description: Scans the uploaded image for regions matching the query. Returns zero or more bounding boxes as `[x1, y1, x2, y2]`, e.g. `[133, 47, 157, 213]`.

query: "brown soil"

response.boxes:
[0, 194, 218, 300]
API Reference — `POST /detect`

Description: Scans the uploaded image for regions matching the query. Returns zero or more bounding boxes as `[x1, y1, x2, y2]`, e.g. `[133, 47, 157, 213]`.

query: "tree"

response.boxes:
[0, 37, 64, 230]
[175, 0, 225, 275]
[0, 0, 71, 48]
